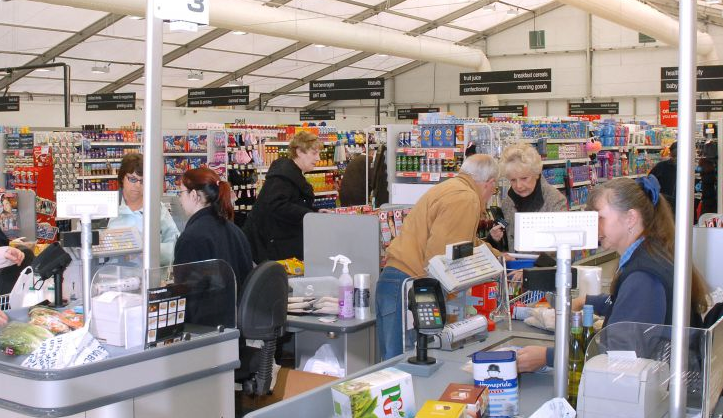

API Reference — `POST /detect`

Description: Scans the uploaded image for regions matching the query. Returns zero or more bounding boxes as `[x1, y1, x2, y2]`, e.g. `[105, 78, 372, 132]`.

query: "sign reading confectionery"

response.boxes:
[568, 102, 619, 115]
[397, 107, 441, 120]
[309, 78, 385, 101]
[86, 93, 136, 111]
[660, 65, 723, 92]
[478, 105, 526, 117]
[0, 95, 19, 112]
[668, 99, 723, 113]
[300, 109, 336, 121]
[459, 68, 552, 95]
[187, 86, 249, 107]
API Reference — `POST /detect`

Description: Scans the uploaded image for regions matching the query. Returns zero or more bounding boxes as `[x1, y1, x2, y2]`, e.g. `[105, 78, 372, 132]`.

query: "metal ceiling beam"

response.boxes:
[460, 2, 563, 45]
[303, 59, 426, 110]
[263, 0, 293, 7]
[247, 52, 375, 109]
[0, 13, 124, 90]
[406, 0, 494, 36]
[95, 27, 230, 94]
[176, 0, 402, 106]
[339, 0, 407, 23]
[303, 2, 565, 111]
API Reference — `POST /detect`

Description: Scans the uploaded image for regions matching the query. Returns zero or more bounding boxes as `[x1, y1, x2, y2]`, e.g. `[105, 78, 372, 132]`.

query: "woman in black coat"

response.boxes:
[243, 131, 330, 263]
[175, 167, 254, 327]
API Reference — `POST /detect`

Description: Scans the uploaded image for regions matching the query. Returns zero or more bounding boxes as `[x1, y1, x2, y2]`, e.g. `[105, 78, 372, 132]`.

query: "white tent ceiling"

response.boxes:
[0, 0, 722, 109]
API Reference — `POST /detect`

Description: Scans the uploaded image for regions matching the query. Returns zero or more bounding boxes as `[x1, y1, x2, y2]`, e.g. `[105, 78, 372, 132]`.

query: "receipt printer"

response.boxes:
[577, 354, 669, 418]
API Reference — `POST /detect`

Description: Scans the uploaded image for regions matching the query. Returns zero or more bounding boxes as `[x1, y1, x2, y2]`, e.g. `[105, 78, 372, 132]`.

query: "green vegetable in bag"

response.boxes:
[0, 322, 54, 355]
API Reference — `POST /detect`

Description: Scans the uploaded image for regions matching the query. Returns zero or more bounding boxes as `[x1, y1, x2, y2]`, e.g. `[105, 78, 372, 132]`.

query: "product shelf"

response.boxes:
[599, 146, 627, 151]
[395, 171, 457, 179]
[163, 152, 208, 157]
[632, 145, 664, 150]
[396, 147, 461, 156]
[314, 190, 338, 196]
[78, 158, 122, 163]
[232, 184, 256, 191]
[77, 174, 117, 180]
[552, 180, 591, 189]
[542, 158, 589, 165]
[264, 141, 336, 146]
[545, 138, 588, 144]
[257, 165, 337, 173]
[82, 141, 142, 147]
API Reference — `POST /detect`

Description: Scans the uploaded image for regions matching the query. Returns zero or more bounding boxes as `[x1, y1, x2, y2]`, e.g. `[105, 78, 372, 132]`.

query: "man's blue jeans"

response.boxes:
[375, 266, 412, 360]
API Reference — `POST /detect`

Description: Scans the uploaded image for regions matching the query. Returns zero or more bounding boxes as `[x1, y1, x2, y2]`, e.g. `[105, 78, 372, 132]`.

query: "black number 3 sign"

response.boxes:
[187, 0, 205, 13]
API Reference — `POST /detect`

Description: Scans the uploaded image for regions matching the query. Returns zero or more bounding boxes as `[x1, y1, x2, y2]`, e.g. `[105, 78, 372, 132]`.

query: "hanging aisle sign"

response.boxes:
[0, 96, 19, 112]
[156, 0, 210, 25]
[459, 68, 552, 95]
[660, 65, 723, 93]
[300, 110, 335, 121]
[668, 99, 723, 113]
[86, 93, 136, 111]
[187, 86, 249, 107]
[309, 78, 384, 101]
[478, 105, 526, 117]
[397, 107, 440, 120]
[568, 102, 619, 115]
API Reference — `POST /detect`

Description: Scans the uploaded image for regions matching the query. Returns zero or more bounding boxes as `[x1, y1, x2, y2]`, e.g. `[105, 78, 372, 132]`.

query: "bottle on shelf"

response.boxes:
[568, 311, 584, 409]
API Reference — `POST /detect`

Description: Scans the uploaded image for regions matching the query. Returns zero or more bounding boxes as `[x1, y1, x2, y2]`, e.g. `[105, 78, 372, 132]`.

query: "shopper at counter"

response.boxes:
[174, 167, 254, 304]
[649, 141, 677, 209]
[0, 228, 30, 295]
[516, 176, 708, 372]
[108, 153, 179, 266]
[376, 154, 500, 360]
[488, 143, 567, 251]
[243, 131, 332, 263]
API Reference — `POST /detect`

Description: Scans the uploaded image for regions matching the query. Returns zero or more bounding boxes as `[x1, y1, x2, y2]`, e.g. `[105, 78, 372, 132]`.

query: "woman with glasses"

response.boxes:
[107, 153, 179, 266]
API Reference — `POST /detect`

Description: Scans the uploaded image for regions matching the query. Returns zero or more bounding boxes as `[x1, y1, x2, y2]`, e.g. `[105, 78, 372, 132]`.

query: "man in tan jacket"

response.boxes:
[376, 154, 499, 359]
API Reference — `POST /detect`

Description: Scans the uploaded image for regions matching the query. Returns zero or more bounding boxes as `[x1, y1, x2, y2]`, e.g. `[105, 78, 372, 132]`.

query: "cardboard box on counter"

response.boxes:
[439, 383, 489, 418]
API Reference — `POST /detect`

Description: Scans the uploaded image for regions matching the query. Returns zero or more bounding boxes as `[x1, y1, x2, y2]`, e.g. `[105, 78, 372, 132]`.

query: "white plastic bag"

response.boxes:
[302, 344, 345, 377]
[21, 322, 109, 369]
[9, 267, 48, 309]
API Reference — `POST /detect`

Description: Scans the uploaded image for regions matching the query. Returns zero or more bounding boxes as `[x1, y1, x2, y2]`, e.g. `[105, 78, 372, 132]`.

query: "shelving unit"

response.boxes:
[542, 157, 589, 165]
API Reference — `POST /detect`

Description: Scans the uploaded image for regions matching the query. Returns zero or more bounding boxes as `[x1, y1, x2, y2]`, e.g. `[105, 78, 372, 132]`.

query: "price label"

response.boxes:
[156, 0, 210, 25]
[421, 172, 441, 182]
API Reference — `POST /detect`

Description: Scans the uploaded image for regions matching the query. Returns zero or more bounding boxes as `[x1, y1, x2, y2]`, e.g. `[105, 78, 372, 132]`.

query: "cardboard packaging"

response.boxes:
[91, 291, 143, 347]
[331, 367, 416, 418]
[417, 400, 466, 418]
[439, 383, 489, 418]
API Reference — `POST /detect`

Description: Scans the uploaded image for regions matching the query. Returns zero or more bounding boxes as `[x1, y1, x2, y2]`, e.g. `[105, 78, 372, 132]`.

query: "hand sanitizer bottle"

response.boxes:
[330, 255, 355, 319]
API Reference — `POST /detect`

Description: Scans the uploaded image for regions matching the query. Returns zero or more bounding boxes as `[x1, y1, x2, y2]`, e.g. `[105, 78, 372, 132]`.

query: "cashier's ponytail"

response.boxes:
[182, 167, 234, 221]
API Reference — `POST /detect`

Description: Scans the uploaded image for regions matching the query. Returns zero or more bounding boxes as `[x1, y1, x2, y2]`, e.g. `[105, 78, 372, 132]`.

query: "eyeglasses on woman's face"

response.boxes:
[125, 174, 143, 185]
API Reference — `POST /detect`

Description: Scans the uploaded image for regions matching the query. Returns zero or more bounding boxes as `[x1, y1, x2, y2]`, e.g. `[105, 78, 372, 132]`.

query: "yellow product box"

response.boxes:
[439, 383, 489, 418]
[417, 400, 466, 418]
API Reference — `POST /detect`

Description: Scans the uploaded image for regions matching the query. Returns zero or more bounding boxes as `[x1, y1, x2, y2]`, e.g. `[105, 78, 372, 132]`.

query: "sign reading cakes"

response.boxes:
[569, 102, 619, 116]
[661, 65, 723, 92]
[668, 99, 723, 113]
[300, 109, 336, 121]
[309, 78, 384, 101]
[187, 86, 249, 107]
[85, 93, 136, 111]
[460, 68, 551, 95]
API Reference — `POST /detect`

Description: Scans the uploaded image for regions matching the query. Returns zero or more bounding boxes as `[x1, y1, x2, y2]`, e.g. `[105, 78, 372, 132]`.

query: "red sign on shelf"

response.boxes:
[660, 100, 678, 127]
[420, 172, 441, 182]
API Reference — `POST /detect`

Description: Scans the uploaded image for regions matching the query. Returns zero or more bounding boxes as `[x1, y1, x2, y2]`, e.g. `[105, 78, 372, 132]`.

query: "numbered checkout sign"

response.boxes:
[156, 0, 210, 25]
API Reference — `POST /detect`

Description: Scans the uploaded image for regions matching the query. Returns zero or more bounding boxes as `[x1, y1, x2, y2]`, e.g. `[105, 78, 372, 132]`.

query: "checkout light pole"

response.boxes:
[670, 0, 696, 417]
[142, 0, 162, 272]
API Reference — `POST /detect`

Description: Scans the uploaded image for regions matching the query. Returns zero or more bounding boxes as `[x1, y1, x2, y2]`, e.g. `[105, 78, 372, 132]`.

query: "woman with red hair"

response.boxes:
[175, 167, 254, 305]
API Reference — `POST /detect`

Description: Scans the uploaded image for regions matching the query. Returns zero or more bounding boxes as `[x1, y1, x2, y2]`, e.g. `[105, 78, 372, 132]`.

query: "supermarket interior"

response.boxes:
[0, 0, 723, 417]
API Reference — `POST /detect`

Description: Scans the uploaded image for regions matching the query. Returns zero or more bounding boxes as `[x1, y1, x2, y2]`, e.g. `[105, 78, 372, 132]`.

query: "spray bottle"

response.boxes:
[330, 255, 354, 319]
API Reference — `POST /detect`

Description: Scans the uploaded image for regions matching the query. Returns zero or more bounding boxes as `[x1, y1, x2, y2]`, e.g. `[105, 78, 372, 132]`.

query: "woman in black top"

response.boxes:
[243, 131, 331, 263]
[175, 168, 254, 326]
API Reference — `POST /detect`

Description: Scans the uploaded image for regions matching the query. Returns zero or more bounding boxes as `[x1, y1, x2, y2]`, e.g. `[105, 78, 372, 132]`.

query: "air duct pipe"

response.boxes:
[556, 0, 722, 100]
[26, 0, 498, 104]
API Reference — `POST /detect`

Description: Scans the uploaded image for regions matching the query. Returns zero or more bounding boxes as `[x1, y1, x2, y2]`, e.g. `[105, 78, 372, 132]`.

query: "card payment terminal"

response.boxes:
[407, 278, 446, 366]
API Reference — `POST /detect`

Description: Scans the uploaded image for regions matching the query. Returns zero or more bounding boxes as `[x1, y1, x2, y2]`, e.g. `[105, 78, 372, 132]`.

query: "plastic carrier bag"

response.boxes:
[21, 322, 108, 369]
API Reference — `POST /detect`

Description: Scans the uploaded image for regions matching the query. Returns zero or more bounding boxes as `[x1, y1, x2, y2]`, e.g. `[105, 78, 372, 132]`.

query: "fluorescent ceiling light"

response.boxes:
[507, 8, 519, 15]
[129, 15, 143, 20]
[228, 78, 242, 86]
[314, 44, 327, 48]
[232, 30, 248, 35]
[379, 54, 389, 57]
[91, 64, 110, 74]
[36, 67, 54, 72]
[188, 71, 203, 81]
[704, 0, 721, 4]
[483, 4, 496, 11]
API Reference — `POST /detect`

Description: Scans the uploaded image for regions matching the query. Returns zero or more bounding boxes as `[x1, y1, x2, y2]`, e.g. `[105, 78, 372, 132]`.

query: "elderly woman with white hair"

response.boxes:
[488, 143, 567, 251]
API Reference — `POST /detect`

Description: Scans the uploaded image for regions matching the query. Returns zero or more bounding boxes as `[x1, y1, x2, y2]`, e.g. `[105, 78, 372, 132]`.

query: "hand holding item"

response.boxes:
[489, 224, 505, 242]
[516, 345, 548, 373]
[1, 246, 25, 266]
[0, 311, 7, 327]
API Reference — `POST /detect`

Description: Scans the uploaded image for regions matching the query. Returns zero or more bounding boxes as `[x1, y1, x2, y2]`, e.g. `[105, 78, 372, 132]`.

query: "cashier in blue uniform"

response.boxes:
[516, 176, 708, 372]
[107, 153, 179, 266]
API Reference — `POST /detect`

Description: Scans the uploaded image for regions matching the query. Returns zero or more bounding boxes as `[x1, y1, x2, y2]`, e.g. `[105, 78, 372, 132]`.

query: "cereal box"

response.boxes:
[332, 367, 416, 418]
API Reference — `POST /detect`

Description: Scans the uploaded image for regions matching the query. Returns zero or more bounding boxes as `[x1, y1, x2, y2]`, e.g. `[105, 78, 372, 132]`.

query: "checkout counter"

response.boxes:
[0, 259, 240, 418]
